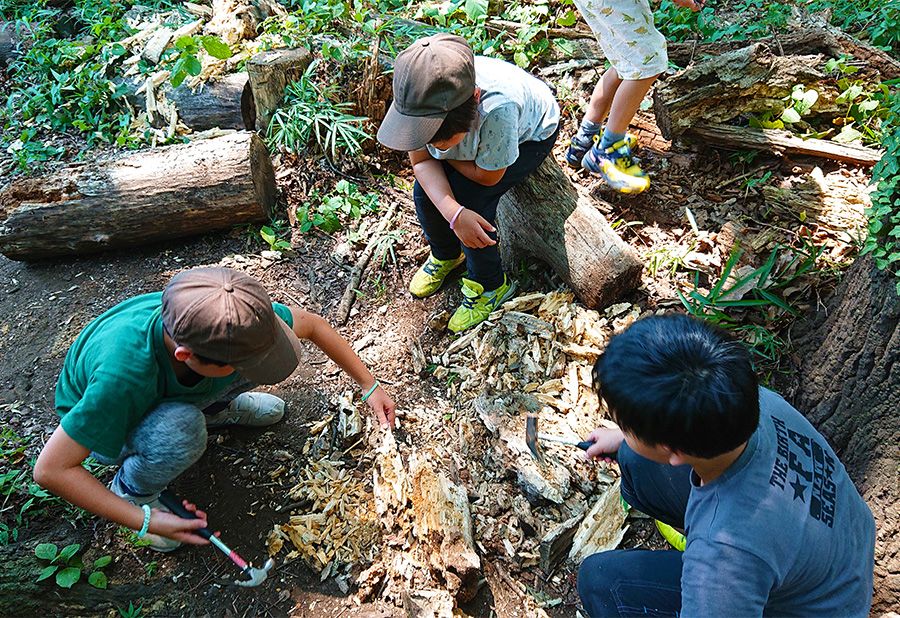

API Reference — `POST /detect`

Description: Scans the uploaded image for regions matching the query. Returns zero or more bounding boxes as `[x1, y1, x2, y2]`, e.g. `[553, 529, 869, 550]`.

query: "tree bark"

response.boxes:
[0, 22, 19, 66]
[497, 158, 643, 310]
[247, 47, 313, 134]
[653, 43, 827, 140]
[0, 131, 276, 260]
[788, 253, 900, 612]
[688, 123, 884, 166]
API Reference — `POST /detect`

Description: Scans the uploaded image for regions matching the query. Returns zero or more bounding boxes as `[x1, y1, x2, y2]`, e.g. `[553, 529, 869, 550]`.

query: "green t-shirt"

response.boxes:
[55, 292, 294, 458]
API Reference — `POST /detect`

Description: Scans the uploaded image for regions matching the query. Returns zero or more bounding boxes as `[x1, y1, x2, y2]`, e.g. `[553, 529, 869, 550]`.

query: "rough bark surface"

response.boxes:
[0, 132, 276, 260]
[789, 254, 900, 612]
[497, 158, 643, 310]
[0, 21, 19, 66]
[247, 47, 313, 134]
[688, 123, 884, 166]
[0, 543, 163, 615]
[170, 72, 254, 131]
[653, 44, 826, 139]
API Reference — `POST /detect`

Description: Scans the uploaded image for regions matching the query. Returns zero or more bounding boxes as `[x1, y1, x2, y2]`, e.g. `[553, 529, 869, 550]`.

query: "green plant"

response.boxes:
[34, 543, 112, 589]
[646, 243, 694, 277]
[118, 602, 143, 618]
[297, 180, 379, 234]
[163, 34, 232, 88]
[267, 60, 372, 160]
[260, 220, 292, 252]
[144, 561, 158, 577]
[808, 0, 900, 52]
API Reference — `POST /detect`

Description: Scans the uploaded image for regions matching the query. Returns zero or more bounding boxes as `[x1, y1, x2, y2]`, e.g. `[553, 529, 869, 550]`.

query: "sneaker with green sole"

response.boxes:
[409, 253, 466, 298]
[448, 276, 517, 333]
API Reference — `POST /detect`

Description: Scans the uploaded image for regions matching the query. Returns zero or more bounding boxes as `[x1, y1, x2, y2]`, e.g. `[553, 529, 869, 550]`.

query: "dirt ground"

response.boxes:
[0, 94, 880, 617]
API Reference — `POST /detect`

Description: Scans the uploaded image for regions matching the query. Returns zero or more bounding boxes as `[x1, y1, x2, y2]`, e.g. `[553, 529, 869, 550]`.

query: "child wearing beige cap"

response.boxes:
[378, 34, 560, 332]
[34, 267, 394, 551]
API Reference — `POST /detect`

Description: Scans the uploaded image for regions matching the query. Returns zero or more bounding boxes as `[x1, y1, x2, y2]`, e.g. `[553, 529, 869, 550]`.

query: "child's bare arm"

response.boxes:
[444, 159, 506, 186]
[408, 149, 497, 249]
[34, 426, 212, 543]
[289, 308, 396, 427]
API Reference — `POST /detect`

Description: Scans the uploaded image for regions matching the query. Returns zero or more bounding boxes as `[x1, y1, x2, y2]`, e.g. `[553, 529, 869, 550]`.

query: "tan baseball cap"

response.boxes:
[377, 34, 475, 152]
[161, 267, 302, 384]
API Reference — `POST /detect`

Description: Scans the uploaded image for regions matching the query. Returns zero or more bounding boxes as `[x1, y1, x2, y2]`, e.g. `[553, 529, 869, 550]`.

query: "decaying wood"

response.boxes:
[402, 589, 455, 618]
[205, 0, 284, 46]
[539, 512, 585, 571]
[689, 123, 884, 166]
[497, 157, 643, 310]
[483, 561, 552, 618]
[141, 26, 173, 64]
[247, 47, 313, 134]
[0, 22, 20, 66]
[337, 201, 399, 325]
[569, 479, 628, 563]
[653, 43, 826, 140]
[0, 132, 276, 260]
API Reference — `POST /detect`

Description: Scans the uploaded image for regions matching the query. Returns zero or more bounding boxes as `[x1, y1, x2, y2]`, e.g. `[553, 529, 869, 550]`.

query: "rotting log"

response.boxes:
[0, 131, 276, 260]
[653, 43, 826, 140]
[689, 123, 884, 167]
[0, 22, 20, 66]
[539, 512, 584, 572]
[247, 47, 313, 134]
[569, 479, 628, 564]
[497, 157, 643, 310]
[205, 0, 284, 46]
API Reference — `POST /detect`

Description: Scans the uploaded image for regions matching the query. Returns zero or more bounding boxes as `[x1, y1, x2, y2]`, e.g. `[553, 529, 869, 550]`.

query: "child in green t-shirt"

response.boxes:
[34, 267, 395, 552]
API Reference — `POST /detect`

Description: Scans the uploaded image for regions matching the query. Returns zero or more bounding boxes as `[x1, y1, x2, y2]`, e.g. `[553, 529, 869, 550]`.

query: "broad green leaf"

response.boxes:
[833, 124, 863, 144]
[35, 543, 58, 561]
[93, 555, 112, 570]
[557, 9, 577, 26]
[88, 571, 108, 589]
[56, 567, 81, 589]
[780, 107, 802, 124]
[200, 36, 232, 60]
[36, 565, 58, 582]
[463, 0, 488, 21]
[58, 543, 81, 564]
[184, 55, 202, 76]
[802, 89, 819, 108]
[174, 36, 196, 51]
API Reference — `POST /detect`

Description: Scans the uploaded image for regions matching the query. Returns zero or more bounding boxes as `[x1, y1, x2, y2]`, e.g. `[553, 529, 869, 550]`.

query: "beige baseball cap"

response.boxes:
[161, 267, 301, 384]
[377, 34, 476, 151]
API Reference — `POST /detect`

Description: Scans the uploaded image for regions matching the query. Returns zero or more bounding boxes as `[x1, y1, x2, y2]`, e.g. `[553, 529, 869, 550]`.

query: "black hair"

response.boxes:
[592, 314, 759, 458]
[192, 353, 229, 367]
[429, 94, 478, 143]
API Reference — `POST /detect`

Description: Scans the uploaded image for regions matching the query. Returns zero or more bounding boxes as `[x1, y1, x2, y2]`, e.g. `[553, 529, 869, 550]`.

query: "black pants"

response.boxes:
[413, 129, 558, 291]
[577, 442, 693, 617]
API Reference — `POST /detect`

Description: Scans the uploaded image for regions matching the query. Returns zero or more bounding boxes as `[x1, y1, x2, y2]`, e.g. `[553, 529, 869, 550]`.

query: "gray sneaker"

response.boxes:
[110, 474, 181, 552]
[205, 392, 286, 428]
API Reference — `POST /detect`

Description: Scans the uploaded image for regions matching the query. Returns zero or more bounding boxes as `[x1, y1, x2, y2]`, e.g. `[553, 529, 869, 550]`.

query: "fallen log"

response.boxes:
[0, 132, 276, 260]
[497, 157, 643, 310]
[247, 47, 313, 134]
[653, 43, 827, 140]
[689, 123, 883, 167]
[0, 22, 20, 66]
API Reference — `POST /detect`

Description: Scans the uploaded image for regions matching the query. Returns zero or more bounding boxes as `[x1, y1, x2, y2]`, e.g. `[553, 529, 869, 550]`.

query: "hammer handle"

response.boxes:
[158, 489, 214, 540]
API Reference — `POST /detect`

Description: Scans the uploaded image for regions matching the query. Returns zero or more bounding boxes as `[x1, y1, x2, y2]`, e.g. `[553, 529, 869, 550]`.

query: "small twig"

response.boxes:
[336, 202, 399, 325]
[714, 162, 778, 190]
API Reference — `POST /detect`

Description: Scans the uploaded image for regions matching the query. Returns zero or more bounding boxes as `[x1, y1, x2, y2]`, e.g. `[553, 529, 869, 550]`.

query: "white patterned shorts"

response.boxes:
[573, 0, 669, 80]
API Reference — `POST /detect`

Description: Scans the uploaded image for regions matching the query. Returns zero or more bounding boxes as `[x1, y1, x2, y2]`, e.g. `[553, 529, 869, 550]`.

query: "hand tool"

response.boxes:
[526, 413, 618, 461]
[158, 489, 274, 587]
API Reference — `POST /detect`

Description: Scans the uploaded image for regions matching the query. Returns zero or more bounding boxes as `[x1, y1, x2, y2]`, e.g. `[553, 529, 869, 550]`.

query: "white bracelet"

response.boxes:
[137, 504, 151, 538]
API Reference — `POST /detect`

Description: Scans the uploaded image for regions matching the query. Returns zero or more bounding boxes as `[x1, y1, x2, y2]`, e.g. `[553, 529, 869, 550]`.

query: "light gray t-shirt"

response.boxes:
[426, 56, 560, 171]
[681, 388, 875, 617]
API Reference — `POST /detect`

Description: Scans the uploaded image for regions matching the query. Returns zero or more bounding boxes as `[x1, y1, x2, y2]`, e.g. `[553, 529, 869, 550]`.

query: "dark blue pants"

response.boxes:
[413, 130, 558, 291]
[577, 442, 693, 617]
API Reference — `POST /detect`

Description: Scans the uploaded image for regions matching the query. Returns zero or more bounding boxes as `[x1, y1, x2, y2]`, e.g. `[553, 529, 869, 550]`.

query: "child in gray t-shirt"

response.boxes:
[579, 314, 875, 617]
[377, 34, 559, 334]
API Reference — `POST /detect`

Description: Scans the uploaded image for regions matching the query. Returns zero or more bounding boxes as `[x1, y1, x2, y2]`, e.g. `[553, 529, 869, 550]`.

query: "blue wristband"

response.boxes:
[361, 380, 380, 403]
[137, 504, 151, 538]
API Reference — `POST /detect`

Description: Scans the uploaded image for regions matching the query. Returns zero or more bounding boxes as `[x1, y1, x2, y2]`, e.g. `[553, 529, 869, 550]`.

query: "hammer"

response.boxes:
[158, 490, 274, 587]
[525, 413, 592, 461]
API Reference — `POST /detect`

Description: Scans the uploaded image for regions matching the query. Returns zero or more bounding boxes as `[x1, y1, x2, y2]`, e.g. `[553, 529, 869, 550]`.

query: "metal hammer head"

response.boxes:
[236, 558, 275, 588]
[525, 413, 542, 462]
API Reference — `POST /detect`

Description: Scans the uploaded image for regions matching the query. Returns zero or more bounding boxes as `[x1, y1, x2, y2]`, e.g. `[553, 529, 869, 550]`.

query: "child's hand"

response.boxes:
[366, 385, 396, 428]
[584, 427, 625, 462]
[673, 0, 703, 11]
[149, 500, 217, 545]
[453, 208, 497, 249]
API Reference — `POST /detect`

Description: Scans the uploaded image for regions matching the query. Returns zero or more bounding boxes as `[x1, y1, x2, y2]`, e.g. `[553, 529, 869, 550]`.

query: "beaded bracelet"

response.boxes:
[361, 380, 380, 403]
[137, 504, 152, 538]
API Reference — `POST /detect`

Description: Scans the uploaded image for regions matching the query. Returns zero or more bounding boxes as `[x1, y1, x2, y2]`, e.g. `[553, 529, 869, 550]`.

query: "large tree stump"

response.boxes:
[247, 47, 313, 134]
[497, 158, 643, 310]
[788, 253, 900, 612]
[653, 43, 826, 140]
[0, 131, 276, 260]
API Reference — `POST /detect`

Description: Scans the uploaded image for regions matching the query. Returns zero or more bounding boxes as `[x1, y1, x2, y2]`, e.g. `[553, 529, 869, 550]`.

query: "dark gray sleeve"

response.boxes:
[681, 539, 776, 617]
[474, 104, 520, 171]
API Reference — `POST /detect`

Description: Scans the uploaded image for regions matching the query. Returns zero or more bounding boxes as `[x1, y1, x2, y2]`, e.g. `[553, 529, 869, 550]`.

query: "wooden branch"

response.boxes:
[689, 123, 884, 166]
[0, 132, 276, 260]
[336, 201, 398, 325]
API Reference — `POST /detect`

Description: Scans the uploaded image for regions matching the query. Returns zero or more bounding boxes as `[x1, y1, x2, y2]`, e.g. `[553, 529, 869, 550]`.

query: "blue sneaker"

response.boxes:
[566, 132, 638, 168]
[581, 138, 650, 194]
